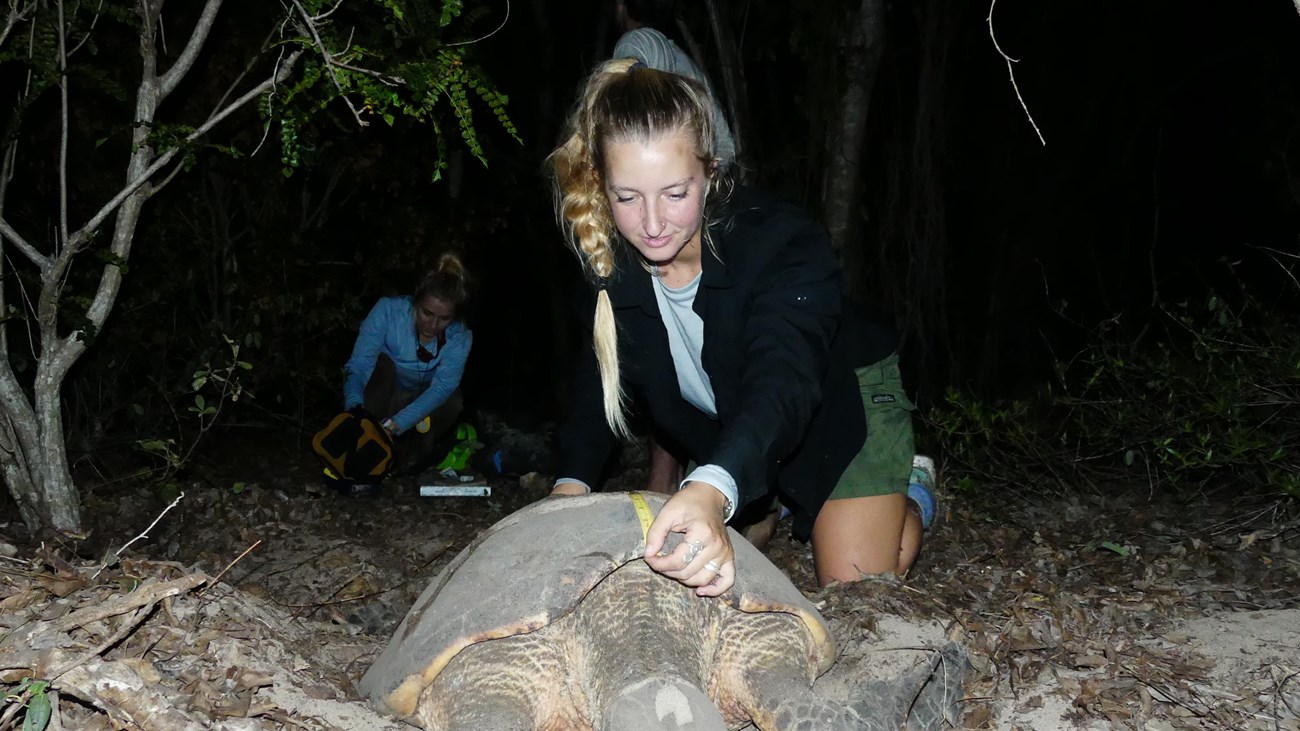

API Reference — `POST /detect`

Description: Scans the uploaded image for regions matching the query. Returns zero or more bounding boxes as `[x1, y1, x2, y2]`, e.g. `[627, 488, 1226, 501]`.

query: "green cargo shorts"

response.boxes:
[828, 352, 916, 500]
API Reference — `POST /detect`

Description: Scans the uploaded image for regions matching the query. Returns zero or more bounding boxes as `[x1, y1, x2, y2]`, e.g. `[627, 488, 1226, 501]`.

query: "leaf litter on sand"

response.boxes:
[1, 429, 1298, 729]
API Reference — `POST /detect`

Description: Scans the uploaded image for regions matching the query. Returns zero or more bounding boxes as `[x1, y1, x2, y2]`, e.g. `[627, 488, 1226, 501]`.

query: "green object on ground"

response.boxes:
[435, 423, 479, 471]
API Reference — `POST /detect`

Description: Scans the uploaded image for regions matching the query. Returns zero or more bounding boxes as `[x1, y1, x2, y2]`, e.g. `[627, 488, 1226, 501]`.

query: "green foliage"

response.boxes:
[1, 1, 136, 144]
[267, 0, 519, 179]
[930, 285, 1300, 499]
[2, 678, 51, 731]
[133, 336, 251, 482]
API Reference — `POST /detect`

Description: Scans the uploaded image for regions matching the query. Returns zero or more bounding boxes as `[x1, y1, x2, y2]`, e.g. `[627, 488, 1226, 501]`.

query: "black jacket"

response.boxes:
[558, 187, 898, 529]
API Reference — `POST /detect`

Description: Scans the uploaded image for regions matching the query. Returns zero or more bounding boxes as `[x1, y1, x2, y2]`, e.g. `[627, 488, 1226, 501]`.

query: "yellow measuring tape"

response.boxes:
[629, 492, 654, 543]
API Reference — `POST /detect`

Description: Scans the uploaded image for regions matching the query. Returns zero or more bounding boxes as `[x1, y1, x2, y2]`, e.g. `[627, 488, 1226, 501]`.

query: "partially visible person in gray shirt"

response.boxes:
[613, 0, 737, 170]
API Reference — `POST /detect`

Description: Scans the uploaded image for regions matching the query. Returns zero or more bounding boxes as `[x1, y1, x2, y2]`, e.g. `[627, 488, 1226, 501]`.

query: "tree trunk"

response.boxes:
[0, 417, 43, 530]
[873, 0, 959, 402]
[34, 372, 81, 530]
[822, 0, 886, 295]
[0, 0, 277, 534]
[703, 0, 752, 176]
[0, 132, 48, 530]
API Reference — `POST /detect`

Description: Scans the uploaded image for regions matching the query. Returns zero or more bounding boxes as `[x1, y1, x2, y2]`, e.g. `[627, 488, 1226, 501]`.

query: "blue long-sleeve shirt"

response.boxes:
[343, 296, 472, 434]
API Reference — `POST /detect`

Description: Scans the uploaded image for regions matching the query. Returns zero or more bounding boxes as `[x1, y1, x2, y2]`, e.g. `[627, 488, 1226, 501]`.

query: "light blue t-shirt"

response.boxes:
[650, 272, 738, 521]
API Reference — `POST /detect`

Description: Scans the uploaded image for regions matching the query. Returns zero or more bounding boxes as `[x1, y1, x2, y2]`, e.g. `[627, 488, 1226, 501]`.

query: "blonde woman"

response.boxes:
[548, 60, 932, 592]
[339, 253, 473, 487]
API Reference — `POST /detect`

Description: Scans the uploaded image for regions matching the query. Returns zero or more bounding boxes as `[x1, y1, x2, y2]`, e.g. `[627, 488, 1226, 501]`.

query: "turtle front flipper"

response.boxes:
[415, 631, 589, 731]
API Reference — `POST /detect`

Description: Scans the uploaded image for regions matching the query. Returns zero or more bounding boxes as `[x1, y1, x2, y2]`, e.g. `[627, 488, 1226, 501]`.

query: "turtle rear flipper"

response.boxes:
[719, 612, 965, 731]
[850, 642, 968, 731]
[714, 609, 866, 730]
[743, 643, 968, 731]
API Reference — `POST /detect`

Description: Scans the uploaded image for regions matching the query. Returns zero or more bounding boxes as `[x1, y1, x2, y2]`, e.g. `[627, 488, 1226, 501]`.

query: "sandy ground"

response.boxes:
[2, 422, 1298, 729]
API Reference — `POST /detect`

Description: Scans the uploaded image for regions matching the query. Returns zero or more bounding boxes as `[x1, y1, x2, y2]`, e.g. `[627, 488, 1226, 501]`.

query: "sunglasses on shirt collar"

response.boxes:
[416, 331, 448, 363]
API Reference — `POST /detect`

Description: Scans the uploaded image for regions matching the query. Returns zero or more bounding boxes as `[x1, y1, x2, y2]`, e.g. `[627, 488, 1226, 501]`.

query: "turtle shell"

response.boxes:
[358, 491, 835, 720]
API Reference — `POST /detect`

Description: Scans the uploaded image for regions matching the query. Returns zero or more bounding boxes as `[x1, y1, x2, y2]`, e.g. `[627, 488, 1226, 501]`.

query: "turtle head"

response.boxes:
[600, 675, 729, 731]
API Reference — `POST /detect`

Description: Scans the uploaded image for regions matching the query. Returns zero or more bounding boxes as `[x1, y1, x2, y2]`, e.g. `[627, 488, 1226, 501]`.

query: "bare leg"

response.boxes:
[738, 495, 781, 550]
[395, 390, 464, 474]
[811, 493, 922, 585]
[898, 501, 925, 574]
[645, 436, 683, 495]
[551, 482, 589, 496]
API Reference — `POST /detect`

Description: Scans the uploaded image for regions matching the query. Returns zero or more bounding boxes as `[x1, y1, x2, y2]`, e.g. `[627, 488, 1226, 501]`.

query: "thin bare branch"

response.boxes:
[987, 0, 1045, 146]
[205, 539, 262, 589]
[0, 217, 50, 271]
[0, 140, 13, 358]
[447, 0, 511, 47]
[158, 0, 223, 97]
[332, 59, 403, 86]
[49, 573, 209, 634]
[57, 0, 69, 255]
[1252, 244, 1300, 293]
[66, 0, 105, 57]
[4, 252, 41, 358]
[289, 0, 367, 127]
[90, 492, 184, 580]
[69, 49, 304, 254]
[250, 46, 289, 158]
[315, 0, 346, 21]
[0, 0, 36, 49]
[148, 158, 186, 197]
[49, 607, 147, 680]
[209, 21, 281, 114]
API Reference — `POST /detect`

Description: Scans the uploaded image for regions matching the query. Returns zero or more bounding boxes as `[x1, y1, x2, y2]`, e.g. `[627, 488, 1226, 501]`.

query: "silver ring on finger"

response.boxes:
[704, 559, 721, 573]
[682, 540, 703, 566]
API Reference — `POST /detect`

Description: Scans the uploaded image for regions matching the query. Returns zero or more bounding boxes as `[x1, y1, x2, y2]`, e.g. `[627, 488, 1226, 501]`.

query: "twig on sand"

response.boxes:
[204, 540, 263, 591]
[50, 573, 209, 634]
[91, 492, 185, 580]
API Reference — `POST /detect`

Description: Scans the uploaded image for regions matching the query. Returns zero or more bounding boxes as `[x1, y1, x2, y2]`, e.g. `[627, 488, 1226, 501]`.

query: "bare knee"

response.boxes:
[811, 493, 910, 586]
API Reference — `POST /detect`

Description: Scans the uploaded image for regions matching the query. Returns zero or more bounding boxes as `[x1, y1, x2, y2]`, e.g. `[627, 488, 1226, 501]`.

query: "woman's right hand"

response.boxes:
[644, 482, 736, 596]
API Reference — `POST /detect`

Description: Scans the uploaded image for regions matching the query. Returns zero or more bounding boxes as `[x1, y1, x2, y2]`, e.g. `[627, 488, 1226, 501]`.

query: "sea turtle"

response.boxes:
[359, 492, 963, 730]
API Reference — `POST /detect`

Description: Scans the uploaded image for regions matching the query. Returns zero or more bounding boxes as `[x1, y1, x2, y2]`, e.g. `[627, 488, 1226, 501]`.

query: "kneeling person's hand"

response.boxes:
[645, 482, 736, 597]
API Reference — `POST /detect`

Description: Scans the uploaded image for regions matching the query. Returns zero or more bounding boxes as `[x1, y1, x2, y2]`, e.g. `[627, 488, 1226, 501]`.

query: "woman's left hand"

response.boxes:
[644, 482, 735, 597]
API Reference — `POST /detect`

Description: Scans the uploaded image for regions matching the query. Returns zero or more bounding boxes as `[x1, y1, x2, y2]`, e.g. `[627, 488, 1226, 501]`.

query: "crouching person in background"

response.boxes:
[317, 253, 474, 496]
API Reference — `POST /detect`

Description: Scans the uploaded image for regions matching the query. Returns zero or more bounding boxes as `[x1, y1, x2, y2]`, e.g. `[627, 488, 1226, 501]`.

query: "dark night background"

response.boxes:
[3, 0, 1299, 492]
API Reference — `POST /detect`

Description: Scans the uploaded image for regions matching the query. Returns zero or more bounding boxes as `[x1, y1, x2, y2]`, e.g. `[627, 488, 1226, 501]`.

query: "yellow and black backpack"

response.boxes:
[311, 408, 395, 482]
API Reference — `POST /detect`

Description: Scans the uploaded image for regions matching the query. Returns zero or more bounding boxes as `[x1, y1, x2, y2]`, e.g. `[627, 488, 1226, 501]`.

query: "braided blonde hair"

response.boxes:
[547, 59, 721, 438]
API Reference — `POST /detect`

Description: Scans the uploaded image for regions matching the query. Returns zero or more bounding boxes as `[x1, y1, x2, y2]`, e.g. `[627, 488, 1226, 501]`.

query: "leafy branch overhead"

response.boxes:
[277, 0, 519, 179]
